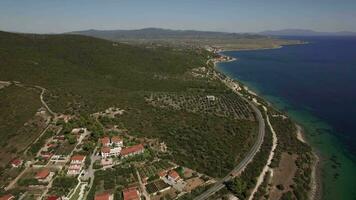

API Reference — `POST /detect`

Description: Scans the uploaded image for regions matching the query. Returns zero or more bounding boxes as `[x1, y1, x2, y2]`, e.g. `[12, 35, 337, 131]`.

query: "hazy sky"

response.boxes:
[0, 0, 355, 33]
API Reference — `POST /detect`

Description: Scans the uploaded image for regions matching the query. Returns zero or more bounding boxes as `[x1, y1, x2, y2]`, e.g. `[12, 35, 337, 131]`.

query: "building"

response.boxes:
[167, 170, 181, 183]
[46, 196, 61, 200]
[10, 158, 23, 168]
[36, 168, 52, 182]
[100, 136, 123, 158]
[67, 155, 86, 175]
[70, 155, 86, 164]
[121, 144, 144, 158]
[0, 194, 15, 200]
[111, 136, 123, 147]
[100, 146, 121, 158]
[123, 187, 140, 200]
[95, 192, 114, 200]
[101, 137, 110, 147]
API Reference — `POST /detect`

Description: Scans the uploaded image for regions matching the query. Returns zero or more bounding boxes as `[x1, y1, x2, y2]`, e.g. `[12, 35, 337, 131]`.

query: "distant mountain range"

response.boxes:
[259, 29, 356, 36]
[69, 27, 265, 40]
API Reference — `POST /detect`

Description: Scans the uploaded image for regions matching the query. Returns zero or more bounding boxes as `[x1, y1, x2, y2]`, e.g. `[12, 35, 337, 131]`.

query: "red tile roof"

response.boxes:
[101, 147, 110, 153]
[71, 155, 85, 161]
[0, 194, 14, 200]
[11, 158, 22, 166]
[111, 136, 122, 143]
[46, 196, 60, 200]
[123, 187, 140, 200]
[121, 144, 144, 156]
[168, 170, 180, 180]
[95, 192, 112, 200]
[36, 168, 50, 179]
[101, 137, 110, 145]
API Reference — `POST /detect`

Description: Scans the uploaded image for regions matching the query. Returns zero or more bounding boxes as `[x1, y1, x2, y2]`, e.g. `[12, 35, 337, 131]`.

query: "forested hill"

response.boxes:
[0, 30, 213, 114]
[69, 27, 264, 40]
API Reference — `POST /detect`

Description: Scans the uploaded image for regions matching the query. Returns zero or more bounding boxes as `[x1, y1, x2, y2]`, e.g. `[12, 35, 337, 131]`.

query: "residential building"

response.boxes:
[36, 168, 52, 182]
[111, 136, 123, 147]
[94, 192, 114, 200]
[167, 170, 181, 183]
[123, 187, 140, 200]
[67, 155, 86, 175]
[46, 196, 61, 200]
[100, 136, 123, 158]
[10, 159, 23, 168]
[101, 137, 110, 147]
[121, 144, 144, 158]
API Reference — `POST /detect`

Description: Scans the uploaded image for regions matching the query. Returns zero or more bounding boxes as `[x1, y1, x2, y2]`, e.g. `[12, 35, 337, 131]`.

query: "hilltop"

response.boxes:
[69, 27, 302, 50]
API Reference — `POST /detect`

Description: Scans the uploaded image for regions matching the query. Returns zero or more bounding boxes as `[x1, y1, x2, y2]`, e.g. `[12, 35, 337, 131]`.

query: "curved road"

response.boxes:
[194, 60, 266, 200]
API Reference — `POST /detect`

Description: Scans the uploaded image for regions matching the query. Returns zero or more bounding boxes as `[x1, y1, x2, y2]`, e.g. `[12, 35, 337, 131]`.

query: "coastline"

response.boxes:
[211, 48, 321, 200]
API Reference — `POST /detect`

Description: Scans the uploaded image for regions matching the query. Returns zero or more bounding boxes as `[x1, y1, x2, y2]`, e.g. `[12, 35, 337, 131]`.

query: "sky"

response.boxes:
[0, 0, 356, 34]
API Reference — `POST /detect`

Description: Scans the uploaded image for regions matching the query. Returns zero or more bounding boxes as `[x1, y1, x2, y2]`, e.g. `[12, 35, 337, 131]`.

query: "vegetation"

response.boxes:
[49, 176, 78, 196]
[0, 31, 259, 178]
[70, 28, 303, 50]
[269, 114, 313, 199]
[0, 85, 42, 166]
[87, 165, 137, 200]
[225, 121, 273, 199]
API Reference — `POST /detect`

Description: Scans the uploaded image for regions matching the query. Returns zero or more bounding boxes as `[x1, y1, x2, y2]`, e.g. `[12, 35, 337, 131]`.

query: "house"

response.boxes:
[70, 155, 86, 164]
[101, 137, 111, 147]
[100, 146, 121, 158]
[36, 168, 52, 182]
[111, 136, 123, 147]
[0, 194, 15, 200]
[100, 136, 123, 158]
[67, 155, 86, 175]
[123, 187, 140, 200]
[167, 170, 181, 183]
[95, 192, 114, 200]
[101, 147, 111, 158]
[46, 196, 61, 200]
[10, 158, 23, 168]
[121, 144, 144, 158]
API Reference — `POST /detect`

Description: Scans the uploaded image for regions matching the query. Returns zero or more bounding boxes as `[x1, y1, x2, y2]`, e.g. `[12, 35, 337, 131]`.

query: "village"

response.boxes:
[0, 107, 215, 200]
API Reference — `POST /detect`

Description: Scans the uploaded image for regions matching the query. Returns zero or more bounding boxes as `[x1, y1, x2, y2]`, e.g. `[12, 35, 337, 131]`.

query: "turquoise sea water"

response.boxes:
[217, 36, 356, 200]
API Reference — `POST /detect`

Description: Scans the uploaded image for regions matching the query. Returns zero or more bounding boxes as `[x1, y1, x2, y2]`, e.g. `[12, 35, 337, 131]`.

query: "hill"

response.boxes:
[69, 27, 302, 50]
[260, 29, 356, 36]
[0, 31, 258, 178]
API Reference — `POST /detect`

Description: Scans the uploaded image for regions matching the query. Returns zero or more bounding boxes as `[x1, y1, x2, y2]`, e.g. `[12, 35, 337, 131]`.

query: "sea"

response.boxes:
[216, 36, 356, 200]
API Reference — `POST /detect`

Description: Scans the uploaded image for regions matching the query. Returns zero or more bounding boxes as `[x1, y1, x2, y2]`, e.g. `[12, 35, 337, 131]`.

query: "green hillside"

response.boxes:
[0, 31, 257, 177]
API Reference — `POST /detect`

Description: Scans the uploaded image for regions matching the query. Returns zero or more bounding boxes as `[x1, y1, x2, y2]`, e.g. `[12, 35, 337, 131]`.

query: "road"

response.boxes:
[193, 59, 266, 200]
[35, 85, 56, 116]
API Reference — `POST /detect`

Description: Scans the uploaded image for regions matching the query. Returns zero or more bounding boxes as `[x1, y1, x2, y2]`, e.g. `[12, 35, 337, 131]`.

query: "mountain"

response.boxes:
[69, 27, 264, 40]
[260, 29, 356, 36]
[68, 27, 302, 50]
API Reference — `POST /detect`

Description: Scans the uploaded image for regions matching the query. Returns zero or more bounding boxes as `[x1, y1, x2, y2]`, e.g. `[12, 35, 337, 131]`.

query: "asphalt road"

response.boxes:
[194, 69, 266, 200]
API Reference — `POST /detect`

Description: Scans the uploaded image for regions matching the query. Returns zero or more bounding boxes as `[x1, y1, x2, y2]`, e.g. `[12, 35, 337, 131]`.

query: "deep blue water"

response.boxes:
[220, 36, 356, 156]
[217, 36, 356, 199]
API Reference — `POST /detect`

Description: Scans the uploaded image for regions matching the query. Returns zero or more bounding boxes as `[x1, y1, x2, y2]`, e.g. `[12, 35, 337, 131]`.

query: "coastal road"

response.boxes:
[194, 59, 266, 200]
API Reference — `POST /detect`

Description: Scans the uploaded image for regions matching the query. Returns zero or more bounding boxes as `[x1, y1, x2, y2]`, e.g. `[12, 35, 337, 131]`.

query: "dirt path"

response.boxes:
[248, 106, 278, 200]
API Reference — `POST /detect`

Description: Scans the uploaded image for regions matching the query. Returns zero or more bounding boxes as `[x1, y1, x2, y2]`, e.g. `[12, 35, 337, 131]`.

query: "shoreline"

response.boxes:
[210, 48, 321, 200]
